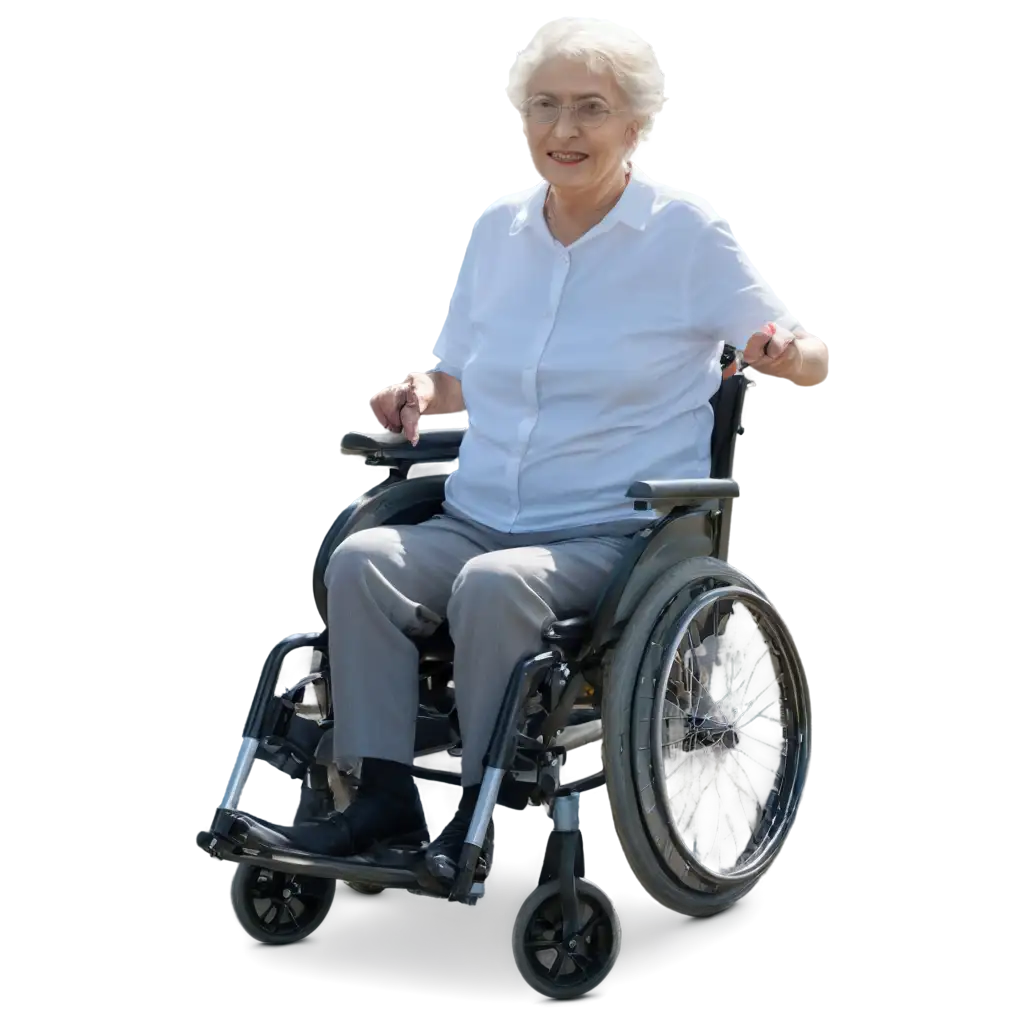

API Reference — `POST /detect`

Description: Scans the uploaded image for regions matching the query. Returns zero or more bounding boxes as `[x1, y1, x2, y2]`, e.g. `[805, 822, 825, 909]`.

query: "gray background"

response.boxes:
[2, 8, 1024, 1015]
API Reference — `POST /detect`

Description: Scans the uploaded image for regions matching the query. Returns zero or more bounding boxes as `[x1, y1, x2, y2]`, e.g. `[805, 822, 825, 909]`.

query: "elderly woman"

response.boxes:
[252, 17, 828, 878]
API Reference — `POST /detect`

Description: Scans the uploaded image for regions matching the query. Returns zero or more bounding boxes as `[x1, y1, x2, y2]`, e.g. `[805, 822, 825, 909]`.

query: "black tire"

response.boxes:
[512, 880, 620, 1000]
[230, 864, 335, 945]
[602, 556, 810, 918]
[344, 880, 385, 896]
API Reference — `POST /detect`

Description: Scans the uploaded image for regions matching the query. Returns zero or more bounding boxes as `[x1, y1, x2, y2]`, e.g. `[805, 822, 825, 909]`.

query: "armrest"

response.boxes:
[341, 428, 464, 464]
[626, 478, 738, 510]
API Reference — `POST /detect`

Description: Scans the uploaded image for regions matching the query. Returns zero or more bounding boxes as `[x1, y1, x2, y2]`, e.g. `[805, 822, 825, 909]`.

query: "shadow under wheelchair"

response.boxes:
[232, 868, 761, 1003]
[265, 867, 746, 998]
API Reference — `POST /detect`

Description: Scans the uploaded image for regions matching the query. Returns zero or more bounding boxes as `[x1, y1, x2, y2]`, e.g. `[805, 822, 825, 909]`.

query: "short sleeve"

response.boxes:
[686, 215, 802, 347]
[430, 220, 481, 380]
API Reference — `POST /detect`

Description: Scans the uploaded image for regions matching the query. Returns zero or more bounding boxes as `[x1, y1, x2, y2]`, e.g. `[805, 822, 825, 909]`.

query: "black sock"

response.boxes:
[359, 757, 415, 798]
[458, 784, 481, 813]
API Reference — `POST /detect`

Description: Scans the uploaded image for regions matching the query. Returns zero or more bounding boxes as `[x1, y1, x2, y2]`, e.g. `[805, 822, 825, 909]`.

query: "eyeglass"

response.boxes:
[520, 96, 626, 128]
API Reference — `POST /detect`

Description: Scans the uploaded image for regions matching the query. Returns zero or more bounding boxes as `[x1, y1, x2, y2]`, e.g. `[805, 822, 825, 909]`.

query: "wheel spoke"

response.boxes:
[692, 655, 733, 720]
[735, 694, 780, 730]
[279, 901, 300, 930]
[741, 733, 786, 757]
[232, 866, 336, 944]
[547, 948, 568, 978]
[536, 909, 562, 934]
[724, 761, 765, 806]
[579, 913, 603, 943]
[675, 766, 719, 834]
[569, 951, 594, 977]
[732, 745, 777, 774]
[734, 674, 782, 728]
[647, 593, 806, 881]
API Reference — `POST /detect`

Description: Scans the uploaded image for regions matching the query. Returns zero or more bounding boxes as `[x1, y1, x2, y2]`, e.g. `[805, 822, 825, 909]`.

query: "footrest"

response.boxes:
[220, 807, 428, 860]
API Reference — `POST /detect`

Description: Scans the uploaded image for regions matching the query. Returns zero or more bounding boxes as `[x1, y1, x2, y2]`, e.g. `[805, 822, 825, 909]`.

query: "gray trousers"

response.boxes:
[325, 511, 635, 786]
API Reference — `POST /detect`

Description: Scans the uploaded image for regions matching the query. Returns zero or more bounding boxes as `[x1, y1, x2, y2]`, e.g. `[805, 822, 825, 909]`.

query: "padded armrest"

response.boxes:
[626, 478, 739, 506]
[341, 428, 464, 463]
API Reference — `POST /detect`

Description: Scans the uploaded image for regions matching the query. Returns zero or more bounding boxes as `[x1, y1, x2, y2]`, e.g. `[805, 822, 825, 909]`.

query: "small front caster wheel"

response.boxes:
[345, 880, 385, 896]
[230, 864, 335, 945]
[512, 879, 620, 999]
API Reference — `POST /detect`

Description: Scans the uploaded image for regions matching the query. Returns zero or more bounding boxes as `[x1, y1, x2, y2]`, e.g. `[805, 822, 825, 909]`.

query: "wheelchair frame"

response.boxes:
[197, 357, 811, 998]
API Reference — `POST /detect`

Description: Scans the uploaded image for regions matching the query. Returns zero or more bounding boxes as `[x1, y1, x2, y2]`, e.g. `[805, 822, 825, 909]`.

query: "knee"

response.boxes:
[324, 529, 392, 594]
[448, 554, 540, 630]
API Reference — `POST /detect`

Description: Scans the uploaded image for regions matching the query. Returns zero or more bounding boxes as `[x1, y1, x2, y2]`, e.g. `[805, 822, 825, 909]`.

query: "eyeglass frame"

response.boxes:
[519, 95, 630, 128]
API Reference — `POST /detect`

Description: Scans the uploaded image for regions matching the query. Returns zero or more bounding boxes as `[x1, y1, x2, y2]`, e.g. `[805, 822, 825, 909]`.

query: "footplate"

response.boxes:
[197, 809, 452, 897]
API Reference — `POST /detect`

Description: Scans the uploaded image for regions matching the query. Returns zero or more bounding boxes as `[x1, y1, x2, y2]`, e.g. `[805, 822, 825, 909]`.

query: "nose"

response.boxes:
[550, 106, 580, 139]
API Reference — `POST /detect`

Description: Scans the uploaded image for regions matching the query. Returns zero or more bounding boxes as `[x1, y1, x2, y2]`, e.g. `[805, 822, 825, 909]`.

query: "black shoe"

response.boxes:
[240, 758, 428, 857]
[424, 786, 494, 882]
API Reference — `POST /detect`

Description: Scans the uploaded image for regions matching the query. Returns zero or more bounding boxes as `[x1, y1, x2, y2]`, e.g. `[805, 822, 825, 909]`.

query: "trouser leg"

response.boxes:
[325, 517, 488, 766]
[446, 536, 633, 786]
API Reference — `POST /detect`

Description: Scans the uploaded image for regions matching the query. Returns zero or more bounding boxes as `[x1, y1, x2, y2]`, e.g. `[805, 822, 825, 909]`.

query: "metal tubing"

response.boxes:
[466, 767, 502, 848]
[218, 741, 260, 811]
[484, 650, 557, 769]
[552, 790, 585, 831]
[558, 719, 602, 751]
[242, 632, 324, 739]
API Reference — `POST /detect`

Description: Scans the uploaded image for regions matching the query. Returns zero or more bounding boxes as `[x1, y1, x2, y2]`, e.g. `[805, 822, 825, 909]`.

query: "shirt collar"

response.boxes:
[510, 164, 653, 238]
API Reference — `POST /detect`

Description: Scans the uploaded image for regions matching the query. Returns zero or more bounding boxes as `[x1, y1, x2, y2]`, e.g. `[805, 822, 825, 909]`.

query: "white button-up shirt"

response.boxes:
[432, 165, 801, 534]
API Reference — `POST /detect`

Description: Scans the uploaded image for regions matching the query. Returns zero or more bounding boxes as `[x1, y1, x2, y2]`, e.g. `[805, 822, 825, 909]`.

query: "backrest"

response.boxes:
[579, 373, 751, 657]
[708, 372, 750, 479]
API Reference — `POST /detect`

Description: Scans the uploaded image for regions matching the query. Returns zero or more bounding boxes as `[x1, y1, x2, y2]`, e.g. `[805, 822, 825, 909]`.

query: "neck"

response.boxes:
[547, 163, 631, 227]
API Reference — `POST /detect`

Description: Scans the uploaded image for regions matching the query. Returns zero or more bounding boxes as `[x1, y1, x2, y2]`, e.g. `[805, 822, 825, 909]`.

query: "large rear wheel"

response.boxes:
[602, 557, 811, 917]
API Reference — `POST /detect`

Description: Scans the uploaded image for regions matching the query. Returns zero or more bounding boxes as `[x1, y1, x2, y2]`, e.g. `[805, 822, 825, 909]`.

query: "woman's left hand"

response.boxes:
[741, 321, 802, 378]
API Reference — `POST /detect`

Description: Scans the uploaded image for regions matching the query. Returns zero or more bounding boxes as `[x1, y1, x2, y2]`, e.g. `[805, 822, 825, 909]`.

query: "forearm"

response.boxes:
[786, 333, 827, 389]
[405, 370, 466, 414]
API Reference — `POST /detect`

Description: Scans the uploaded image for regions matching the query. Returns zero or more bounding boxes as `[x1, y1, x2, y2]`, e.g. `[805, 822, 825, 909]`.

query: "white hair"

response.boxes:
[506, 17, 667, 147]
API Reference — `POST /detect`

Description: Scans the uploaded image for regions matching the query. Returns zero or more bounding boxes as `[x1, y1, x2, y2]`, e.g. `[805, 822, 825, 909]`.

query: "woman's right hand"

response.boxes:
[369, 374, 433, 445]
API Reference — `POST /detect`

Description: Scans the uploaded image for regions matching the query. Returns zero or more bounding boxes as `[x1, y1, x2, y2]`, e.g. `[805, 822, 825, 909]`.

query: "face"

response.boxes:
[522, 56, 639, 191]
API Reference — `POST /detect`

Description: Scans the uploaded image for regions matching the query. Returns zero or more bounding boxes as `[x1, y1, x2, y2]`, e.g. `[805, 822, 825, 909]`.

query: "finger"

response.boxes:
[370, 396, 392, 430]
[749, 323, 793, 361]
[396, 386, 412, 437]
[400, 400, 420, 445]
[743, 332, 769, 364]
[384, 385, 408, 432]
[766, 329, 795, 361]
[387, 389, 407, 430]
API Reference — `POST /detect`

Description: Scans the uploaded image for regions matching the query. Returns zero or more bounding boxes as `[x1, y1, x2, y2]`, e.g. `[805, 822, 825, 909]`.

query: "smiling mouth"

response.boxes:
[549, 151, 588, 163]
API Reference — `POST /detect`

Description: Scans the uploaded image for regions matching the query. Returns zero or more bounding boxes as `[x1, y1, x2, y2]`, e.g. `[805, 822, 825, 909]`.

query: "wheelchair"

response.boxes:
[196, 346, 812, 999]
